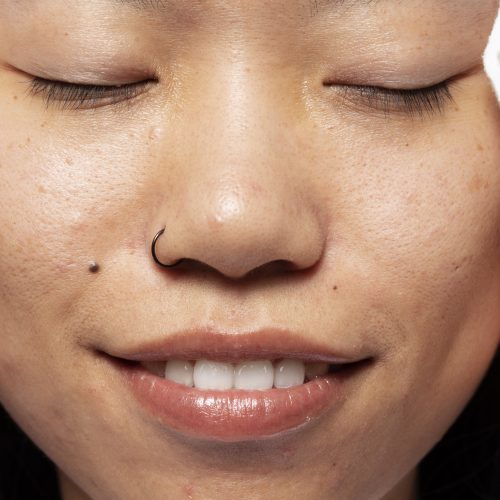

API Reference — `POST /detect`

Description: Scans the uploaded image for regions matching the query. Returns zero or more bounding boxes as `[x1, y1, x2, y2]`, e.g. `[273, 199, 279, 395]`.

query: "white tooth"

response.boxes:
[305, 362, 329, 380]
[165, 360, 194, 387]
[234, 360, 274, 390]
[274, 359, 305, 388]
[193, 360, 234, 390]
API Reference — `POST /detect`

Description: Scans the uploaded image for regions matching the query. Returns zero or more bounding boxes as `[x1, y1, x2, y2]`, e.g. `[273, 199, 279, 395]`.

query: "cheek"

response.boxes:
[0, 108, 156, 405]
[332, 76, 500, 348]
[308, 76, 500, 455]
[0, 104, 153, 302]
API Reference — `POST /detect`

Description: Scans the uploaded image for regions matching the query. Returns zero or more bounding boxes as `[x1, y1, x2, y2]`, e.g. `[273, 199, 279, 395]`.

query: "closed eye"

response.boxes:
[325, 80, 455, 117]
[25, 77, 157, 111]
[25, 75, 455, 117]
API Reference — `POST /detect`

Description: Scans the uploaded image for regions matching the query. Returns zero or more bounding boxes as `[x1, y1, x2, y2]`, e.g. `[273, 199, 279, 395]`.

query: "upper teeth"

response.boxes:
[142, 359, 330, 390]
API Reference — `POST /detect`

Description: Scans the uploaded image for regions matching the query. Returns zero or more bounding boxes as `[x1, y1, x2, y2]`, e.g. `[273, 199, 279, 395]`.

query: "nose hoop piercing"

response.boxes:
[151, 227, 184, 268]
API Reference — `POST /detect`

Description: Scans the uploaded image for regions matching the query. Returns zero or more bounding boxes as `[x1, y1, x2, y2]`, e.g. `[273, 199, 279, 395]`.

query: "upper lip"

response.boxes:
[104, 326, 371, 364]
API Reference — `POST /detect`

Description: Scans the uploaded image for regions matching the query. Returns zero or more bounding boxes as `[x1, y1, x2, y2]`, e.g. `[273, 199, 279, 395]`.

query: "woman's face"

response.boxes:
[1, 1, 499, 499]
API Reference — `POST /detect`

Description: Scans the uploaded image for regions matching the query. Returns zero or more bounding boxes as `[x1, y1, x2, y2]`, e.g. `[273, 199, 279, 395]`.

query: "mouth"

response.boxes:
[103, 328, 373, 442]
[137, 357, 342, 389]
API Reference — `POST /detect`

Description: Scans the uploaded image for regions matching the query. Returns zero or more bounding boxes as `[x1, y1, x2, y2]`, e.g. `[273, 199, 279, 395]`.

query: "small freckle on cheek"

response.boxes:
[65, 157, 74, 166]
[88, 261, 100, 273]
[468, 173, 489, 194]
[12, 95, 18, 100]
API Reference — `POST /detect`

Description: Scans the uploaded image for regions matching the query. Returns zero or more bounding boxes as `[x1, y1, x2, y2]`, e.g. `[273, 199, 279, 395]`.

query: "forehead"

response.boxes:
[1, 0, 496, 60]
[5, 0, 489, 15]
[2, 0, 496, 28]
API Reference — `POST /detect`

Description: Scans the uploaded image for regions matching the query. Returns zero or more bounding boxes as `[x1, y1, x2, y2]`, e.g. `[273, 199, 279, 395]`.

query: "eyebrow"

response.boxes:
[117, 0, 377, 16]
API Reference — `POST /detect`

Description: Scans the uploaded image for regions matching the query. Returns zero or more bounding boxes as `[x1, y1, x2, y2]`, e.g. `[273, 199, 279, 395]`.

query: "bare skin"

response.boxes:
[0, 1, 499, 499]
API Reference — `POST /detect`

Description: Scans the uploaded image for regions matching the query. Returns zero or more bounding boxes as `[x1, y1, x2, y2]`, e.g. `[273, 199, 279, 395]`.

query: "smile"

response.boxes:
[104, 328, 372, 442]
[140, 358, 335, 390]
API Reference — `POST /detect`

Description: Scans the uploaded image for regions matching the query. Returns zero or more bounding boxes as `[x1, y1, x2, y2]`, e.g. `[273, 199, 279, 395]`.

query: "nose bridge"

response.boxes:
[153, 53, 325, 278]
[192, 57, 293, 221]
[196, 52, 296, 170]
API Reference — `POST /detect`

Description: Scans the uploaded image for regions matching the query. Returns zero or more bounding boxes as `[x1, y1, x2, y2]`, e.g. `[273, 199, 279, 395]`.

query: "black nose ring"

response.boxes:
[151, 227, 184, 268]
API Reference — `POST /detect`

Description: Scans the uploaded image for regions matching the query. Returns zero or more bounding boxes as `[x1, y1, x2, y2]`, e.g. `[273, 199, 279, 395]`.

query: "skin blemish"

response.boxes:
[280, 444, 297, 459]
[12, 95, 18, 100]
[88, 262, 100, 273]
[65, 158, 74, 166]
[148, 126, 161, 141]
[182, 483, 194, 499]
[333, 285, 338, 291]
[468, 173, 488, 193]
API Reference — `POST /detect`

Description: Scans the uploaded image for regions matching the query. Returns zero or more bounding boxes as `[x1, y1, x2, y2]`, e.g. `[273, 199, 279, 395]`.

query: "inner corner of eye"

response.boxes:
[322, 77, 340, 87]
[321, 77, 366, 89]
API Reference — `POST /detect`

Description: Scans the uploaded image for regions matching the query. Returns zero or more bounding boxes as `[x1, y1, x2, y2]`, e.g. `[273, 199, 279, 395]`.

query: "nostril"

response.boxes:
[245, 259, 300, 278]
[161, 258, 300, 281]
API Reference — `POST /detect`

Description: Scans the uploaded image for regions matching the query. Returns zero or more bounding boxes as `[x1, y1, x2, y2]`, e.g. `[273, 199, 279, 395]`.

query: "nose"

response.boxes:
[150, 62, 326, 280]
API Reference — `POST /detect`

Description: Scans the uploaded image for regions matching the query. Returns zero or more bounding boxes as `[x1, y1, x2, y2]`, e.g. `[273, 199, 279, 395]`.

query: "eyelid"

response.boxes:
[26, 75, 455, 117]
[25, 77, 156, 111]
[327, 80, 455, 117]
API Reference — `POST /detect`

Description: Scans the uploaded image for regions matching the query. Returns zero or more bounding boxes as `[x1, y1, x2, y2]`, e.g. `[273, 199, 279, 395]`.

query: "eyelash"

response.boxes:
[26, 76, 454, 116]
[26, 77, 153, 111]
[331, 81, 454, 117]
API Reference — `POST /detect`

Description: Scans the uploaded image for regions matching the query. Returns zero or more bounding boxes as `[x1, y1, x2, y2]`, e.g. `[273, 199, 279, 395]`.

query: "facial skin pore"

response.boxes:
[0, 1, 499, 499]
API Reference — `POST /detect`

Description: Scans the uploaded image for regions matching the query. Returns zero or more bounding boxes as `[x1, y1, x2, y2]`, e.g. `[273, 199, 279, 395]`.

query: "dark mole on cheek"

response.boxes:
[88, 261, 100, 273]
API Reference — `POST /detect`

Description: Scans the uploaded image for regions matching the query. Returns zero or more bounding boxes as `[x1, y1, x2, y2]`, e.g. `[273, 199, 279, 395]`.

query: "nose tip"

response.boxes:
[151, 181, 325, 280]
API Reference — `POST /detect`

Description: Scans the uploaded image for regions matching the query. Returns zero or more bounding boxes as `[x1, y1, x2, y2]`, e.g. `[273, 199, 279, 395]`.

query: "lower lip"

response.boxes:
[114, 359, 353, 442]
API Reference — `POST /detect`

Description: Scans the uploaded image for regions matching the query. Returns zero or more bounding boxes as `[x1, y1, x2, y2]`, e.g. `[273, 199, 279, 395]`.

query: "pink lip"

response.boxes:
[107, 327, 366, 364]
[105, 327, 370, 442]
